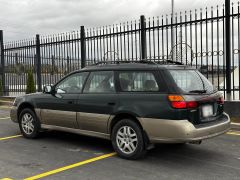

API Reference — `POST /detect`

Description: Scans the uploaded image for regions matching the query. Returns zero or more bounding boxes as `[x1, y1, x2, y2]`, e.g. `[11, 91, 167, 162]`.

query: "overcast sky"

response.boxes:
[0, 0, 231, 41]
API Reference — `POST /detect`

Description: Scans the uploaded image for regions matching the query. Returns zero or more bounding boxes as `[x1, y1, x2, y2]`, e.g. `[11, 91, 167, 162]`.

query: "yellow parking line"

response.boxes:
[0, 135, 22, 141]
[0, 178, 13, 180]
[227, 131, 240, 136]
[0, 117, 10, 120]
[24, 152, 116, 180]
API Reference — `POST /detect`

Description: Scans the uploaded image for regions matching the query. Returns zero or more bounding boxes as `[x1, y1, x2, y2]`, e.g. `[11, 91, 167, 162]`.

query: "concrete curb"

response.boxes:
[0, 96, 14, 106]
[0, 96, 16, 100]
[0, 100, 12, 106]
[230, 122, 240, 131]
[224, 101, 240, 118]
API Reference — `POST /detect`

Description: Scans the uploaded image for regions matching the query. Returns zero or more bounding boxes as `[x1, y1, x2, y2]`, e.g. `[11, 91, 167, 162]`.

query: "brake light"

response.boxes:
[168, 95, 198, 109]
[171, 101, 187, 108]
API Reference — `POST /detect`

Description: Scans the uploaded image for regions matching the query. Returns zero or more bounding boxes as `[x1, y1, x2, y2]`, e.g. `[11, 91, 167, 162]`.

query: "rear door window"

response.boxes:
[83, 71, 115, 93]
[118, 71, 159, 92]
[169, 70, 215, 94]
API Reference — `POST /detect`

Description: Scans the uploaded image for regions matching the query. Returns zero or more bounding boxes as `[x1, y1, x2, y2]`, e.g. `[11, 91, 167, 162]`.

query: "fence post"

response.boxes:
[15, 53, 21, 75]
[51, 55, 55, 75]
[36, 34, 42, 92]
[225, 0, 231, 95]
[67, 56, 70, 74]
[80, 26, 86, 68]
[140, 15, 147, 60]
[0, 30, 5, 95]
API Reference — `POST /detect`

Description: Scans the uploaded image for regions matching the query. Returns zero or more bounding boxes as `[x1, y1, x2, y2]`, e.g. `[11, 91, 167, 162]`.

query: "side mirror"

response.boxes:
[43, 85, 53, 94]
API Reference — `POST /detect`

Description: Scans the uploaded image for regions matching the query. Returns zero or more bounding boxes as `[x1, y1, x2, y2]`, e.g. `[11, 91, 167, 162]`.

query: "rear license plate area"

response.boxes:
[202, 105, 214, 118]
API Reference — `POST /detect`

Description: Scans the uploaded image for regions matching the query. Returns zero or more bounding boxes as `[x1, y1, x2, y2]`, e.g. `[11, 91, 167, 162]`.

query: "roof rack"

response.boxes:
[161, 60, 184, 65]
[89, 59, 184, 66]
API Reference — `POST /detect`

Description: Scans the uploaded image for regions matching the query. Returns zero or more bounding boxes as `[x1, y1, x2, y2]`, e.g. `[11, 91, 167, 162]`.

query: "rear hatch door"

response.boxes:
[168, 69, 224, 124]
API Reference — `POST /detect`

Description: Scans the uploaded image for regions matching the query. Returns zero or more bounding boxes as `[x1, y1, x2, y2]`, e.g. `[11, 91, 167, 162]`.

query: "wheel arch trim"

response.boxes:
[17, 102, 40, 122]
[108, 111, 143, 134]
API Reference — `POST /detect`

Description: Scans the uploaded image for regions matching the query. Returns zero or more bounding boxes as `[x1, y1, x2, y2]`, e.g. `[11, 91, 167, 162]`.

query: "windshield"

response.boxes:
[169, 70, 215, 94]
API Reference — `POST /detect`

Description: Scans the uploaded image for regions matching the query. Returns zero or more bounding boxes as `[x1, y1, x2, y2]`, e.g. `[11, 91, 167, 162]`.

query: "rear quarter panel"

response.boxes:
[115, 93, 187, 120]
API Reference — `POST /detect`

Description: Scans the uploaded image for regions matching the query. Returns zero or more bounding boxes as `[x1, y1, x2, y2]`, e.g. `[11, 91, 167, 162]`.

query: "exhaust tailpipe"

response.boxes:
[189, 140, 202, 145]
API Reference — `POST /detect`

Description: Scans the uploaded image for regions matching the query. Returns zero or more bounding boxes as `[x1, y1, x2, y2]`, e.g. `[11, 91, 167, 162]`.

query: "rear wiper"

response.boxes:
[188, 90, 207, 94]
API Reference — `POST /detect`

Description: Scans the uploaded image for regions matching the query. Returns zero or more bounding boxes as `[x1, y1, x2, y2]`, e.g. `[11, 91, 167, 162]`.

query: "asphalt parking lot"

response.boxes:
[0, 107, 239, 180]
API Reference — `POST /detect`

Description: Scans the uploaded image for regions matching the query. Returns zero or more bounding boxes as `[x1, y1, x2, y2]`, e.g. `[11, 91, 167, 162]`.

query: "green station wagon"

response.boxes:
[10, 61, 230, 159]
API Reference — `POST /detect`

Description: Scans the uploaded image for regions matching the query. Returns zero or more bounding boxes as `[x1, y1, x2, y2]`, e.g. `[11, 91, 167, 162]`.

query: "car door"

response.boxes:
[76, 71, 118, 133]
[40, 72, 89, 128]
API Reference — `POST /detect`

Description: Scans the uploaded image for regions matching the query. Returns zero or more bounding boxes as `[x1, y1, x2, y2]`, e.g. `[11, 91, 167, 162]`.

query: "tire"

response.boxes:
[111, 119, 146, 160]
[19, 108, 41, 139]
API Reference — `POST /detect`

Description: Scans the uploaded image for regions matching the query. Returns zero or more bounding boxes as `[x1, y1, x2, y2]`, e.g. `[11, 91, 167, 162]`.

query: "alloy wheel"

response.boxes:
[21, 113, 34, 135]
[116, 126, 138, 154]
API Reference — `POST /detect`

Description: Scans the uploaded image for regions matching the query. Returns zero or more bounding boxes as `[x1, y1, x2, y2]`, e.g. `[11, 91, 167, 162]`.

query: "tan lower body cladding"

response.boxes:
[139, 113, 230, 143]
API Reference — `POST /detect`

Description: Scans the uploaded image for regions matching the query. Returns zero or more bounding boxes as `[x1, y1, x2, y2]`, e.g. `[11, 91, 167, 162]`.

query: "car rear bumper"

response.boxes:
[139, 112, 231, 143]
[10, 106, 18, 123]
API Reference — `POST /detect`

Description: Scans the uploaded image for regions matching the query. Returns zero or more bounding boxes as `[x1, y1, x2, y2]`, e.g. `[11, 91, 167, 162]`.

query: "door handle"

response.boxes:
[108, 102, 116, 106]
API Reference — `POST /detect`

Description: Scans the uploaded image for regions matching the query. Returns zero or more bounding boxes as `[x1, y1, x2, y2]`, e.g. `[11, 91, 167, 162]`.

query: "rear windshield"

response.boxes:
[169, 70, 216, 94]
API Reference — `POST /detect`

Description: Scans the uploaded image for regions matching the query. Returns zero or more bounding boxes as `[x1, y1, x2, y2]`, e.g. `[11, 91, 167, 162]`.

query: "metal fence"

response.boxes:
[0, 1, 240, 99]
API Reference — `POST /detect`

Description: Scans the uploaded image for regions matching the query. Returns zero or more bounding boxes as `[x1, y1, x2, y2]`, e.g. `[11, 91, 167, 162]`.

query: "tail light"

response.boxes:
[217, 96, 224, 104]
[168, 95, 198, 109]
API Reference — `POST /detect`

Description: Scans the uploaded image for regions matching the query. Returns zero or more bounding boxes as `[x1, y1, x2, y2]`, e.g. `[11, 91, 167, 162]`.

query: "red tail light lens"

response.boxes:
[217, 96, 224, 104]
[186, 101, 198, 108]
[168, 95, 198, 109]
[171, 101, 187, 109]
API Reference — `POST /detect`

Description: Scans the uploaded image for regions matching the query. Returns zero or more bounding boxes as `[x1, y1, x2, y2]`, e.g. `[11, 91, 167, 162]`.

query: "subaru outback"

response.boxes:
[10, 60, 230, 159]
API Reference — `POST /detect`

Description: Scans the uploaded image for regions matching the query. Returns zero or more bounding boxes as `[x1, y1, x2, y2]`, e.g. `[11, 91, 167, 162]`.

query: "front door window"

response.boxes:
[55, 72, 88, 94]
